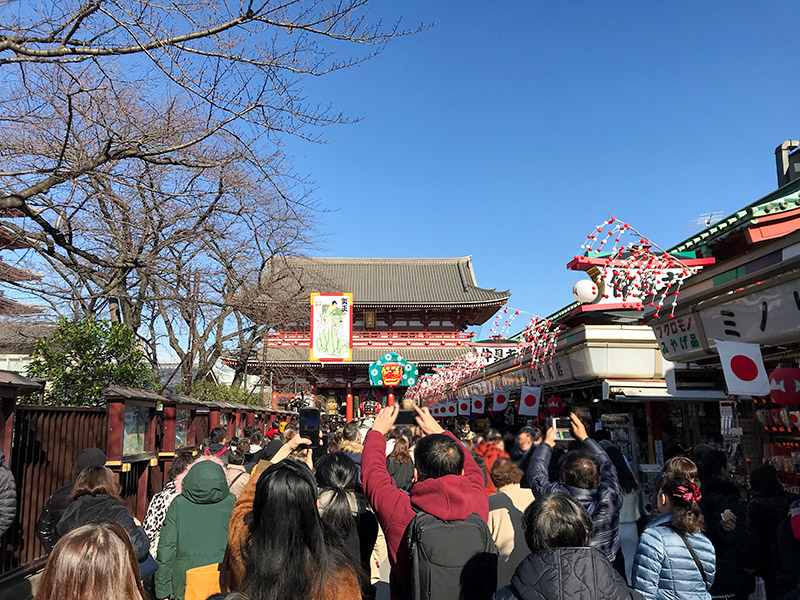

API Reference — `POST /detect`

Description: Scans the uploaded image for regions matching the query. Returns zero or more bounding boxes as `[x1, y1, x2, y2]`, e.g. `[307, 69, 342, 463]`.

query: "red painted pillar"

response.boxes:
[346, 386, 354, 422]
[247, 412, 255, 427]
[209, 407, 220, 429]
[162, 404, 177, 486]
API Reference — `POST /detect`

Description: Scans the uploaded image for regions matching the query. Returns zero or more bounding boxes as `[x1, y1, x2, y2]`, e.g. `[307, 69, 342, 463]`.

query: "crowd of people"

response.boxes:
[28, 407, 800, 600]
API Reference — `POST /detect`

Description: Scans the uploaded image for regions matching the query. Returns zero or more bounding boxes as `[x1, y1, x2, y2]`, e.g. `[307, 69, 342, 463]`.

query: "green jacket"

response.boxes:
[155, 458, 235, 600]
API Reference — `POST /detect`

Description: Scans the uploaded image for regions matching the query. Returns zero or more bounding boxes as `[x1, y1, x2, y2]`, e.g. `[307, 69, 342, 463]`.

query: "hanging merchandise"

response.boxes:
[519, 386, 542, 416]
[472, 394, 486, 414]
[715, 340, 770, 396]
[492, 390, 509, 413]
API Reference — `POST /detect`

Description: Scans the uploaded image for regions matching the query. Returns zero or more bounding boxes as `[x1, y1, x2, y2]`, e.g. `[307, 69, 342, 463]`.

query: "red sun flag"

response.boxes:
[458, 400, 470, 416]
[492, 390, 509, 412]
[519, 386, 542, 416]
[716, 340, 769, 396]
[471, 395, 485, 414]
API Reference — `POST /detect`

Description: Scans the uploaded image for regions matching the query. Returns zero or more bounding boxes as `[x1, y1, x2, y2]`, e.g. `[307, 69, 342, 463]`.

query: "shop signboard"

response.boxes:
[310, 293, 353, 361]
[651, 315, 705, 362]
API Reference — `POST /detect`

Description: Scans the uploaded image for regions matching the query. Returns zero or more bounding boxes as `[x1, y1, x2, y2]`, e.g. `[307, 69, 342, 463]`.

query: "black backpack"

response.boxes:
[405, 510, 498, 600]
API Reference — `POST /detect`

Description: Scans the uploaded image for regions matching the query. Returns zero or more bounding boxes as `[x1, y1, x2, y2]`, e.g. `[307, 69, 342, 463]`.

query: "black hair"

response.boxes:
[210, 426, 226, 444]
[243, 425, 256, 439]
[228, 450, 245, 466]
[200, 437, 211, 452]
[560, 451, 600, 490]
[660, 473, 704, 535]
[341, 422, 360, 442]
[414, 434, 464, 481]
[518, 426, 542, 443]
[604, 445, 638, 494]
[250, 431, 264, 446]
[207, 593, 252, 600]
[315, 452, 358, 541]
[523, 493, 593, 552]
[167, 453, 194, 481]
[593, 429, 612, 443]
[700, 449, 727, 479]
[750, 464, 784, 496]
[484, 428, 503, 443]
[244, 462, 349, 600]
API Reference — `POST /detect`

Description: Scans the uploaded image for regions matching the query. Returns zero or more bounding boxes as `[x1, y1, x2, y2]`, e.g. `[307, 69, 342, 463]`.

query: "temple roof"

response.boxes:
[270, 256, 509, 307]
[227, 345, 469, 368]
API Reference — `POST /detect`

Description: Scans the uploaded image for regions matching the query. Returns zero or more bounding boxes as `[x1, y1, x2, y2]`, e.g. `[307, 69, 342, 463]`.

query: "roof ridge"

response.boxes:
[284, 256, 473, 263]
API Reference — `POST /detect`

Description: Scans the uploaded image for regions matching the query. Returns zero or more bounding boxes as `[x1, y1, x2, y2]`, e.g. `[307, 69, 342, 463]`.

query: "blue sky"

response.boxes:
[282, 1, 800, 336]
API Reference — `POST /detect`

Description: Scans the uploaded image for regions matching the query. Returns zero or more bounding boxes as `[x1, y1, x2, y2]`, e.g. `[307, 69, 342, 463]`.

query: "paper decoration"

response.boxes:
[519, 386, 542, 416]
[458, 398, 471, 416]
[492, 390, 509, 412]
[769, 365, 800, 405]
[310, 293, 353, 361]
[716, 340, 770, 396]
[471, 394, 485, 414]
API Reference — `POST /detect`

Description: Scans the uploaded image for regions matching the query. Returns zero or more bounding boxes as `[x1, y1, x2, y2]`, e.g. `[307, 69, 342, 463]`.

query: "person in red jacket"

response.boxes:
[474, 429, 510, 495]
[362, 404, 489, 599]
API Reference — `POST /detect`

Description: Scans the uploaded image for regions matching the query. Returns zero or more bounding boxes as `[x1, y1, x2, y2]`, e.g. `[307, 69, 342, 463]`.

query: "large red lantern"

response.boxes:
[547, 396, 566, 414]
[770, 364, 800, 406]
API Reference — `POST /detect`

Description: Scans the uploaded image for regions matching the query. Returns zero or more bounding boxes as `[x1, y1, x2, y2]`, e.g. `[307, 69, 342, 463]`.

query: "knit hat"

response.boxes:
[77, 448, 107, 471]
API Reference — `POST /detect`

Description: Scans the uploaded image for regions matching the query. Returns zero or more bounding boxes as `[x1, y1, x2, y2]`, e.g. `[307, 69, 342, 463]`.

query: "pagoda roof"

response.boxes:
[227, 345, 470, 368]
[271, 256, 509, 308]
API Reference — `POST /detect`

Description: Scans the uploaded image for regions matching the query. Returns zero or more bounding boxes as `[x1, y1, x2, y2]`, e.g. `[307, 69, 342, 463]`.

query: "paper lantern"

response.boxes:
[769, 365, 800, 406]
[547, 396, 566, 414]
[572, 279, 599, 303]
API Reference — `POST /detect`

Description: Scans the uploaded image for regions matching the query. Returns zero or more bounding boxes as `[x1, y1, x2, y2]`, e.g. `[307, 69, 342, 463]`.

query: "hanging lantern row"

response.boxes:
[578, 216, 698, 319]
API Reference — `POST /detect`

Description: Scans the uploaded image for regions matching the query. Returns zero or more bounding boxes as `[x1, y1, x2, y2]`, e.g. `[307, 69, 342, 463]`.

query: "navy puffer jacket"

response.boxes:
[527, 439, 623, 562]
[493, 547, 642, 600]
[631, 513, 715, 600]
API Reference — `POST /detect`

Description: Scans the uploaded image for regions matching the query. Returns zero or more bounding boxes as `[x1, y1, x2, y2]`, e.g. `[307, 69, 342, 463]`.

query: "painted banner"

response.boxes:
[310, 293, 353, 361]
[368, 353, 419, 387]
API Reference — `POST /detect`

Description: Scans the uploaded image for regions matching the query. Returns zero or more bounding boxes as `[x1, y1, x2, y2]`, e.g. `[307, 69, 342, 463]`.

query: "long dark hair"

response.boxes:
[387, 437, 412, 464]
[243, 461, 352, 600]
[661, 473, 705, 535]
[69, 467, 123, 504]
[315, 452, 358, 540]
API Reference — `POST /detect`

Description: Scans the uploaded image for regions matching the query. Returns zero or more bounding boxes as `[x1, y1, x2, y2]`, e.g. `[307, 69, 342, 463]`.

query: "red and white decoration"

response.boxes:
[547, 396, 567, 414]
[716, 340, 770, 397]
[471, 394, 486, 414]
[445, 401, 458, 417]
[769, 365, 800, 406]
[492, 390, 509, 413]
[519, 386, 542, 416]
[578, 216, 700, 319]
[458, 398, 471, 416]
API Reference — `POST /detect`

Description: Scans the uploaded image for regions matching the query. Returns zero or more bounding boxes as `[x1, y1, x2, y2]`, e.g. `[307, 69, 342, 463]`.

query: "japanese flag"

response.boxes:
[492, 390, 509, 412]
[716, 340, 770, 396]
[431, 404, 441, 417]
[471, 394, 486, 414]
[519, 386, 542, 416]
[446, 401, 457, 417]
[458, 398, 471, 416]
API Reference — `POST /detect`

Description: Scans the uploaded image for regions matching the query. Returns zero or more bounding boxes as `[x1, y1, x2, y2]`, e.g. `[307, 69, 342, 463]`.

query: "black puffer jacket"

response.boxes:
[57, 494, 150, 560]
[700, 475, 753, 599]
[0, 451, 16, 538]
[745, 489, 798, 577]
[494, 547, 642, 600]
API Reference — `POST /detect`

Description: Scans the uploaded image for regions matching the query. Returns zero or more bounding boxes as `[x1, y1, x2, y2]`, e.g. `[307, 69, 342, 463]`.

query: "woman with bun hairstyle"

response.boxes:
[37, 521, 146, 600]
[632, 473, 715, 600]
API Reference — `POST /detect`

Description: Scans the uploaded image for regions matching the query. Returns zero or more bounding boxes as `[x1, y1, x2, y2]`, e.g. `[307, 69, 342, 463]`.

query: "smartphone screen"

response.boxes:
[299, 407, 320, 442]
[395, 409, 416, 426]
[552, 417, 574, 441]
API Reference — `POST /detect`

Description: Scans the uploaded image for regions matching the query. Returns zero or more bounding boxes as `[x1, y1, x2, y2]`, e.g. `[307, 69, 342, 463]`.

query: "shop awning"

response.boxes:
[604, 379, 726, 402]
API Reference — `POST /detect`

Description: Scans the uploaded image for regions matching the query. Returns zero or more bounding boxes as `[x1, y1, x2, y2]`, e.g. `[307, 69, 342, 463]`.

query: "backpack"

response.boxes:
[405, 510, 498, 600]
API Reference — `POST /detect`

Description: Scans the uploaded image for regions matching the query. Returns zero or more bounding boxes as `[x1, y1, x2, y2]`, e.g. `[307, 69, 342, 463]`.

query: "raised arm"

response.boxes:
[362, 407, 410, 525]
[527, 427, 565, 497]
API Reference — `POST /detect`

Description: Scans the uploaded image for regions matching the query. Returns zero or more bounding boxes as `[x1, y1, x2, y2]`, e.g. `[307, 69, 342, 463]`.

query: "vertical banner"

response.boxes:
[715, 340, 770, 396]
[492, 390, 509, 413]
[446, 401, 457, 417]
[310, 293, 353, 361]
[458, 398, 471, 416]
[471, 394, 486, 414]
[519, 386, 542, 416]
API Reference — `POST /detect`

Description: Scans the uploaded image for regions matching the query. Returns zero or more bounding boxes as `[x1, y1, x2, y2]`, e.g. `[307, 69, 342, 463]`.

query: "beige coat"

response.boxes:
[224, 464, 250, 498]
[487, 484, 535, 587]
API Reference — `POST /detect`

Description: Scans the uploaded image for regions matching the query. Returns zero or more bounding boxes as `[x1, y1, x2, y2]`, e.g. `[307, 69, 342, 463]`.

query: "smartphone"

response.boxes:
[395, 409, 416, 426]
[552, 417, 574, 441]
[299, 407, 320, 443]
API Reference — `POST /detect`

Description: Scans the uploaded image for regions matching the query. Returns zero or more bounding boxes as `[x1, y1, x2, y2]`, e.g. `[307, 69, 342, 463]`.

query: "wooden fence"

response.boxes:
[1, 406, 107, 577]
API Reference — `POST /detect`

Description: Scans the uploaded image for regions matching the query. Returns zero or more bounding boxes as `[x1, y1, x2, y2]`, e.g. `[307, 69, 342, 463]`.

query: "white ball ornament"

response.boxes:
[573, 279, 599, 303]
